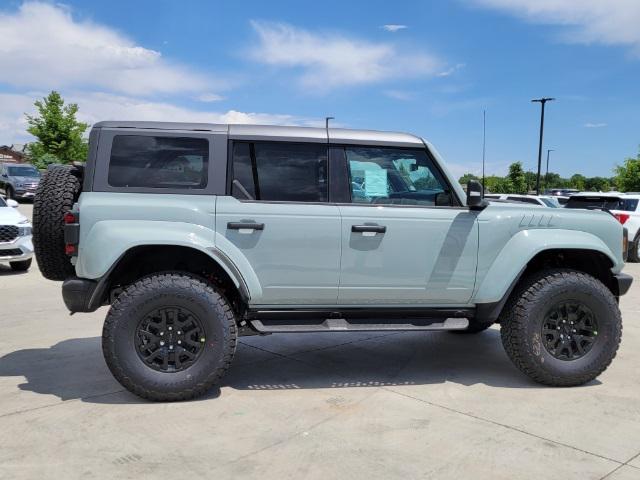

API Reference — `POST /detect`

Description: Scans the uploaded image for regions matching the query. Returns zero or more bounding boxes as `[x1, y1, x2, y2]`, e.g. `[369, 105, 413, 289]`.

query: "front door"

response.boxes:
[216, 141, 341, 306]
[337, 146, 478, 306]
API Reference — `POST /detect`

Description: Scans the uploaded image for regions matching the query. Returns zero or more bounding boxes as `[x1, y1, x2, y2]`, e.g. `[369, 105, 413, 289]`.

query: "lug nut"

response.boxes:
[177, 340, 182, 345]
[168, 327, 173, 331]
[169, 345, 174, 350]
[160, 341, 165, 346]
[160, 332, 164, 336]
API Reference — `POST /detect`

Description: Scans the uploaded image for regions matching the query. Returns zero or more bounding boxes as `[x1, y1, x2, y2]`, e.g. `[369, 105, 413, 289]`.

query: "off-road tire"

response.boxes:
[102, 273, 237, 402]
[10, 259, 32, 271]
[628, 233, 640, 263]
[32, 165, 81, 280]
[500, 268, 622, 386]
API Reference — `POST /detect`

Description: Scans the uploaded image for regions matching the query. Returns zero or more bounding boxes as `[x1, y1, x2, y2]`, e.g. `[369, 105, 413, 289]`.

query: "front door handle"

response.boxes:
[351, 225, 386, 234]
[227, 222, 265, 231]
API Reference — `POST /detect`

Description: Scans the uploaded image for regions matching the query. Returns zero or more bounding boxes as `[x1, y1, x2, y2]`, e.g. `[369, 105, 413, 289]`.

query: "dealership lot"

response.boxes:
[1, 203, 639, 480]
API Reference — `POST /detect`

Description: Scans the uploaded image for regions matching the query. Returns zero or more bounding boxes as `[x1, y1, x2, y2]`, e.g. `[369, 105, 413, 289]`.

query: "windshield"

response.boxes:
[7, 166, 40, 177]
[540, 197, 561, 208]
[565, 196, 621, 210]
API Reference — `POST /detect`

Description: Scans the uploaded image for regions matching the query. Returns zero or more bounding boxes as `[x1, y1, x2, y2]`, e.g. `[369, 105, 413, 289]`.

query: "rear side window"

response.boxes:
[108, 135, 208, 189]
[565, 196, 621, 210]
[231, 142, 328, 202]
[506, 196, 539, 205]
[620, 199, 639, 212]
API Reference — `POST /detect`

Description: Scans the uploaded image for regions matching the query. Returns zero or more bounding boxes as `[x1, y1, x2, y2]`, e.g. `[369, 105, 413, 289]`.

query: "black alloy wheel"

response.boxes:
[541, 301, 598, 361]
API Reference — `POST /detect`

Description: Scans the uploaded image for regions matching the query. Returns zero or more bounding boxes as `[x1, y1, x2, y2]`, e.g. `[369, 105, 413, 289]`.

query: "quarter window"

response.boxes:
[108, 135, 208, 189]
[231, 142, 328, 202]
[346, 147, 452, 206]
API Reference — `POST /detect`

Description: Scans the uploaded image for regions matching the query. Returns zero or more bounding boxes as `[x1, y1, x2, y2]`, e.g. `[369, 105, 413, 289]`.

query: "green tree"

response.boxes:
[614, 151, 640, 192]
[507, 162, 527, 194]
[569, 174, 586, 190]
[458, 173, 479, 185]
[26, 91, 89, 168]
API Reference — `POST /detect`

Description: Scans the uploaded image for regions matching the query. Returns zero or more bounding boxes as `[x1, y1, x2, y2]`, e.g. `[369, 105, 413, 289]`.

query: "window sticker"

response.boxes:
[365, 169, 388, 197]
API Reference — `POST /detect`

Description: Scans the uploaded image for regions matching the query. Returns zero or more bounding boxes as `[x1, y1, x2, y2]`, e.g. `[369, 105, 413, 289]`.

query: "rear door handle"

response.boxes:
[227, 222, 265, 231]
[351, 225, 386, 233]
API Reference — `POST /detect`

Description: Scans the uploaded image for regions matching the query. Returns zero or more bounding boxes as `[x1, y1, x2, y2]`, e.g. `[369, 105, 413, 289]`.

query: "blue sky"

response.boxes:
[1, 0, 639, 178]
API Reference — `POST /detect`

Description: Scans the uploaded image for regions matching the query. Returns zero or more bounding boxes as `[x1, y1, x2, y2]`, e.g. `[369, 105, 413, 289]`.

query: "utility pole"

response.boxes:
[545, 149, 554, 192]
[531, 97, 555, 195]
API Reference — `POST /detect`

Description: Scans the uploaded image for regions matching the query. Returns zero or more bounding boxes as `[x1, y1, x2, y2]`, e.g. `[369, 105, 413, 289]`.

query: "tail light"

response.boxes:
[64, 209, 79, 257]
[614, 213, 630, 225]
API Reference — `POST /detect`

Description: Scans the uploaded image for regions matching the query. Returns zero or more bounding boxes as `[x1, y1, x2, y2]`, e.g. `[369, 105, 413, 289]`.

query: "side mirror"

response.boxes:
[467, 180, 488, 210]
[1, 174, 7, 178]
[6, 199, 18, 208]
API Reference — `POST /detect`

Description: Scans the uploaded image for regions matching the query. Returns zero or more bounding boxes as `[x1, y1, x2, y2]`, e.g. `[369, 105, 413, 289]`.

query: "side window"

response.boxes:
[231, 142, 328, 202]
[108, 135, 208, 189]
[506, 196, 539, 205]
[345, 147, 452, 206]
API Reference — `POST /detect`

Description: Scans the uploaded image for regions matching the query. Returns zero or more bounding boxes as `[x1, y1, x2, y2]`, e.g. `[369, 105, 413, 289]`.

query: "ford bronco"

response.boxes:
[32, 121, 632, 401]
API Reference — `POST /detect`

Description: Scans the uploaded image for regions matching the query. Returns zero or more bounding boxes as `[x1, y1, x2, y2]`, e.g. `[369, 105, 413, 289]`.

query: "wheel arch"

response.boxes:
[90, 244, 250, 313]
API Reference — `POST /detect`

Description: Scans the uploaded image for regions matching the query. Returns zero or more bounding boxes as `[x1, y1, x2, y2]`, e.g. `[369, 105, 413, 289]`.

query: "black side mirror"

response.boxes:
[467, 180, 488, 210]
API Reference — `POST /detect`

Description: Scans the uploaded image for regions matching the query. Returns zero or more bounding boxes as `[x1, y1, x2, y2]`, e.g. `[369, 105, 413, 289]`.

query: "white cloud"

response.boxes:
[470, 0, 640, 54]
[437, 63, 466, 77]
[249, 21, 442, 89]
[381, 24, 408, 32]
[0, 92, 318, 144]
[0, 2, 220, 96]
[384, 90, 413, 101]
[584, 122, 607, 128]
[196, 93, 224, 102]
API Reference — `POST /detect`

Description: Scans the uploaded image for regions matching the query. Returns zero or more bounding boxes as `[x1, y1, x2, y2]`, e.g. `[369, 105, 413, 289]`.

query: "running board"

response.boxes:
[249, 317, 469, 333]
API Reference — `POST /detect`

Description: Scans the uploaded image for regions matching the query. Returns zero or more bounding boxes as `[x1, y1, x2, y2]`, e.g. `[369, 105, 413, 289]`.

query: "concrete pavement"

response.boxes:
[0, 202, 639, 479]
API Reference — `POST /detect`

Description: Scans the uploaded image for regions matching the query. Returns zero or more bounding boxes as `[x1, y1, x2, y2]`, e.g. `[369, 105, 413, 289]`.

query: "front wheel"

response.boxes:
[628, 233, 640, 263]
[500, 269, 622, 386]
[102, 273, 237, 401]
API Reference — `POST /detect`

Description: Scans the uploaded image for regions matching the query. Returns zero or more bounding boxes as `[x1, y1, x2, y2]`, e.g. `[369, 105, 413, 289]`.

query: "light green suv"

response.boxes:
[32, 121, 632, 401]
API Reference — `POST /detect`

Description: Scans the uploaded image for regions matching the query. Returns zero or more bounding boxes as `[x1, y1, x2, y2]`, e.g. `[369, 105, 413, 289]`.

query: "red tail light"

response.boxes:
[64, 212, 77, 224]
[65, 244, 77, 255]
[614, 213, 630, 225]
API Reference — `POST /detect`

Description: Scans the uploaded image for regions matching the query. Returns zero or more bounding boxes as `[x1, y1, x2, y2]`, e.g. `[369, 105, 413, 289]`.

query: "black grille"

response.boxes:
[0, 225, 19, 243]
[0, 248, 23, 257]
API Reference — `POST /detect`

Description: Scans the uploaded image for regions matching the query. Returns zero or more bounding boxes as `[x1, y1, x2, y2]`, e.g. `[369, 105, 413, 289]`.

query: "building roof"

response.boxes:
[92, 121, 424, 148]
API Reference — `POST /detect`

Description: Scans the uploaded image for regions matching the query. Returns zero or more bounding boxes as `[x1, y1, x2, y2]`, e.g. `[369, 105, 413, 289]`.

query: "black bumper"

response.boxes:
[615, 273, 633, 296]
[62, 277, 101, 313]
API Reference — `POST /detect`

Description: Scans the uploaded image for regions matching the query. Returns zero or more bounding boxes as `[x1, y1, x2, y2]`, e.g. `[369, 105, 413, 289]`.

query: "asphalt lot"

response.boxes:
[1, 203, 639, 479]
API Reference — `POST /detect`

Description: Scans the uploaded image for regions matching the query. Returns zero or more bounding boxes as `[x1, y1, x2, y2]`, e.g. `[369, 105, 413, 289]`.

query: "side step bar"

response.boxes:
[249, 317, 470, 333]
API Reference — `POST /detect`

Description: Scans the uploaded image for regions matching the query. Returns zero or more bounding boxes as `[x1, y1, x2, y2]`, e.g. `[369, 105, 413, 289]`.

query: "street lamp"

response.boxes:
[545, 149, 554, 192]
[532, 97, 555, 195]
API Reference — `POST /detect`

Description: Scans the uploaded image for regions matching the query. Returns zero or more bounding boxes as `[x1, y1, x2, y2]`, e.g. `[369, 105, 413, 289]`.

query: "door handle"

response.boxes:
[227, 222, 265, 231]
[351, 225, 386, 233]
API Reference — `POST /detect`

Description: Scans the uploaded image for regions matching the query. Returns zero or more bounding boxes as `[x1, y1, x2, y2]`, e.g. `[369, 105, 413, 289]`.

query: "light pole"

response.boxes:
[531, 97, 555, 195]
[545, 149, 554, 192]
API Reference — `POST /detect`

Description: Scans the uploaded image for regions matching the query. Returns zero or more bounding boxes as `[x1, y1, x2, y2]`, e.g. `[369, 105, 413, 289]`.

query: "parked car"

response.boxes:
[565, 192, 640, 262]
[547, 188, 580, 197]
[32, 121, 631, 401]
[484, 194, 561, 207]
[0, 163, 42, 201]
[0, 195, 33, 271]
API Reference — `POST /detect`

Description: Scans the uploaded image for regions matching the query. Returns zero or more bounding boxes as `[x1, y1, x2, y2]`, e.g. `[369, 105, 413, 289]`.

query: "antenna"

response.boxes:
[482, 110, 486, 192]
[325, 116, 334, 142]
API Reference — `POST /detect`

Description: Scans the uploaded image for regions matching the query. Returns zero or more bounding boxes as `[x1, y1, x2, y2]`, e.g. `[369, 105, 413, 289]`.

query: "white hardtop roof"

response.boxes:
[92, 121, 424, 148]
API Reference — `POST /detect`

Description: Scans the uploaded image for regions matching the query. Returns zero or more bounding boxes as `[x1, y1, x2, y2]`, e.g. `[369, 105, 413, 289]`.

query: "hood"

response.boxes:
[0, 206, 28, 225]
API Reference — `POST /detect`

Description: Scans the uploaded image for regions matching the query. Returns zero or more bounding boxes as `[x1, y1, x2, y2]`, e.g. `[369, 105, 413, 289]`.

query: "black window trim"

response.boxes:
[226, 140, 465, 209]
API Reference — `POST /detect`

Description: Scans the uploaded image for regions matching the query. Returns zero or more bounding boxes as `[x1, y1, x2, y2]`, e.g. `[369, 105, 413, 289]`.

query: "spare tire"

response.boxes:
[33, 165, 82, 281]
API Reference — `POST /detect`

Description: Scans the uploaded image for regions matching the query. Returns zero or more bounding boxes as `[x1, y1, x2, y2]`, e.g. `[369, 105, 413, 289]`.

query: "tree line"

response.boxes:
[459, 155, 640, 194]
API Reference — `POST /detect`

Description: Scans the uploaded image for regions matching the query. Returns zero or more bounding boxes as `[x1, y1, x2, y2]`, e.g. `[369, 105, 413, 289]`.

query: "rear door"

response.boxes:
[216, 141, 341, 306]
[335, 146, 478, 306]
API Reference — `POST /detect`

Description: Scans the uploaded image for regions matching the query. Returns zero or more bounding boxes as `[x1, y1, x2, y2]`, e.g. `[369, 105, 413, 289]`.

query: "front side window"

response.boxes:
[108, 135, 208, 189]
[346, 147, 452, 206]
[231, 142, 328, 202]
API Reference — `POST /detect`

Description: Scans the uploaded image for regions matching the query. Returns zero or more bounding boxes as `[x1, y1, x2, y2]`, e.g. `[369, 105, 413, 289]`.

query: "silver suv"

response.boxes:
[0, 163, 41, 201]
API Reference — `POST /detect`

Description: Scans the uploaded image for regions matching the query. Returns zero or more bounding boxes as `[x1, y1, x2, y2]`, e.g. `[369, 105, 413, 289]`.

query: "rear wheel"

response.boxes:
[500, 269, 622, 386]
[10, 259, 32, 271]
[102, 273, 237, 401]
[32, 165, 81, 280]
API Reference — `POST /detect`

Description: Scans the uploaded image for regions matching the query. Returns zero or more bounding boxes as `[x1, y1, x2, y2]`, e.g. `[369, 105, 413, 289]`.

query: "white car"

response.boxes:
[484, 194, 561, 208]
[0, 196, 33, 271]
[565, 192, 640, 262]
